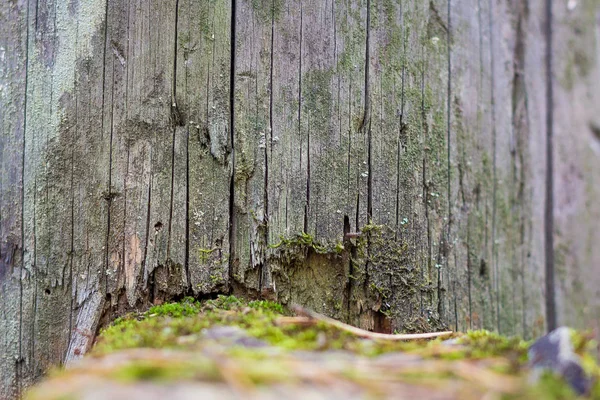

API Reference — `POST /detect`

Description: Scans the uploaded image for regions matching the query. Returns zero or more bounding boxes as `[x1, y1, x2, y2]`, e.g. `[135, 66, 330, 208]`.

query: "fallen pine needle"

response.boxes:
[291, 305, 453, 341]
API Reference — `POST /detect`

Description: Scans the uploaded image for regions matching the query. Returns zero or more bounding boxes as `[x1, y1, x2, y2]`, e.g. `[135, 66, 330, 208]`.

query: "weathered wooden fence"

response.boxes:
[1, 0, 599, 397]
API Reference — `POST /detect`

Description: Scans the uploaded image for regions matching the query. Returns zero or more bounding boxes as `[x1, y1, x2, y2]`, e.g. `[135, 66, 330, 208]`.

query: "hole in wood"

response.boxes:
[373, 310, 392, 334]
[479, 259, 488, 278]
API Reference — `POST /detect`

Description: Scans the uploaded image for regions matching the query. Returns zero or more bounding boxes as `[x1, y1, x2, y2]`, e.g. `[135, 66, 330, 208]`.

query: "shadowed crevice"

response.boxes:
[544, 0, 556, 332]
[228, 0, 237, 288]
[261, 0, 276, 290]
[445, 0, 452, 331]
[167, 0, 181, 265]
[395, 29, 407, 235]
[363, 0, 372, 288]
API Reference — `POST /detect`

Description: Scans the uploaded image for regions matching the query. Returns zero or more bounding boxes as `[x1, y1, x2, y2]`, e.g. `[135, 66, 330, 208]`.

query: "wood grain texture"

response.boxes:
[179, 0, 232, 294]
[232, 0, 273, 290]
[0, 1, 27, 397]
[2, 0, 600, 397]
[552, 0, 600, 336]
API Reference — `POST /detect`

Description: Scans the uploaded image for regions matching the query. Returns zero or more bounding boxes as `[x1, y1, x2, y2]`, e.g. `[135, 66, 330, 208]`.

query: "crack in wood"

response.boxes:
[141, 177, 152, 286]
[446, 0, 453, 329]
[395, 29, 407, 235]
[544, 0, 556, 332]
[228, 0, 237, 287]
[261, 0, 276, 290]
[298, 1, 306, 234]
[103, 0, 113, 296]
[363, 0, 372, 288]
[421, 43, 432, 312]
[167, 0, 181, 264]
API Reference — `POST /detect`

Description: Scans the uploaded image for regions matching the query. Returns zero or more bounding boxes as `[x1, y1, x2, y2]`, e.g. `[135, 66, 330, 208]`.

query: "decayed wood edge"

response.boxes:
[291, 305, 453, 341]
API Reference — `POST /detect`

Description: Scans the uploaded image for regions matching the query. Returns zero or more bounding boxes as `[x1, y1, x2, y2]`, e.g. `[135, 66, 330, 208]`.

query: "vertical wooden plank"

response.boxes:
[487, 0, 540, 337]
[399, 0, 435, 325]
[232, 0, 273, 289]
[0, 1, 27, 397]
[444, 0, 497, 334]
[368, 0, 451, 331]
[488, 0, 514, 335]
[447, 0, 479, 335]
[450, 0, 490, 332]
[104, 0, 131, 301]
[105, 0, 154, 303]
[552, 0, 600, 336]
[464, 0, 491, 332]
[104, 0, 184, 305]
[142, 0, 179, 290]
[266, 0, 367, 246]
[180, 0, 232, 293]
[21, 0, 67, 377]
[368, 0, 412, 331]
[369, 0, 404, 230]
[468, 0, 496, 333]
[418, 0, 450, 324]
[66, 0, 113, 360]
[268, 0, 304, 244]
[169, 2, 189, 295]
[21, 0, 108, 378]
[141, 0, 186, 298]
[520, 0, 549, 339]
[302, 0, 368, 242]
[262, 0, 368, 323]
[362, 0, 463, 332]
[489, 0, 513, 335]
[503, 0, 529, 336]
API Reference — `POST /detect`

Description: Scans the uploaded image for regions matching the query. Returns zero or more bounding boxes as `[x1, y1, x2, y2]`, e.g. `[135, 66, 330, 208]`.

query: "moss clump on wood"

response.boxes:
[262, 225, 447, 335]
[268, 232, 344, 256]
[93, 296, 514, 358]
[94, 295, 367, 355]
[265, 233, 348, 323]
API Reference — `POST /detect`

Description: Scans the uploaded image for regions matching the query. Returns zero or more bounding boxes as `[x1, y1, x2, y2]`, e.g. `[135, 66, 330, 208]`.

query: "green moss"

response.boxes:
[570, 329, 600, 390]
[249, 0, 283, 23]
[268, 232, 343, 256]
[197, 248, 216, 263]
[206, 295, 244, 310]
[459, 330, 529, 364]
[147, 297, 202, 318]
[248, 300, 286, 314]
[94, 295, 448, 358]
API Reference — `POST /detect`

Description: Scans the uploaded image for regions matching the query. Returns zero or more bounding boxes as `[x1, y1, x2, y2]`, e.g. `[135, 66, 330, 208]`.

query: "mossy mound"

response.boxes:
[27, 297, 600, 399]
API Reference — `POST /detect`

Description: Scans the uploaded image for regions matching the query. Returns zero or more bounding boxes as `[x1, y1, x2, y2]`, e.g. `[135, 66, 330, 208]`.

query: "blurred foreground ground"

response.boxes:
[26, 297, 600, 400]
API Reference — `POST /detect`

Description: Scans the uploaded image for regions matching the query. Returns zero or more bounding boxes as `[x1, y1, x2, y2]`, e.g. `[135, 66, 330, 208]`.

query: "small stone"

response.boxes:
[528, 327, 591, 396]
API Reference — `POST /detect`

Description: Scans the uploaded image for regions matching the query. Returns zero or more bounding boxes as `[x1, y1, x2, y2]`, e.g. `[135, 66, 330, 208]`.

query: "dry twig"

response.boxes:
[291, 305, 453, 341]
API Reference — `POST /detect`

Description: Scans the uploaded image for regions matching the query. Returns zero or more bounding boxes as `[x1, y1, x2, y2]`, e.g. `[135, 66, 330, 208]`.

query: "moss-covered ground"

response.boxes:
[27, 296, 600, 399]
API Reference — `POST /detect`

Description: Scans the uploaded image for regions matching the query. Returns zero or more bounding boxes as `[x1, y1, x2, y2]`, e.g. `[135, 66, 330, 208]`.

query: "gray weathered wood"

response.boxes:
[1, 1, 27, 397]
[2, 0, 600, 397]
